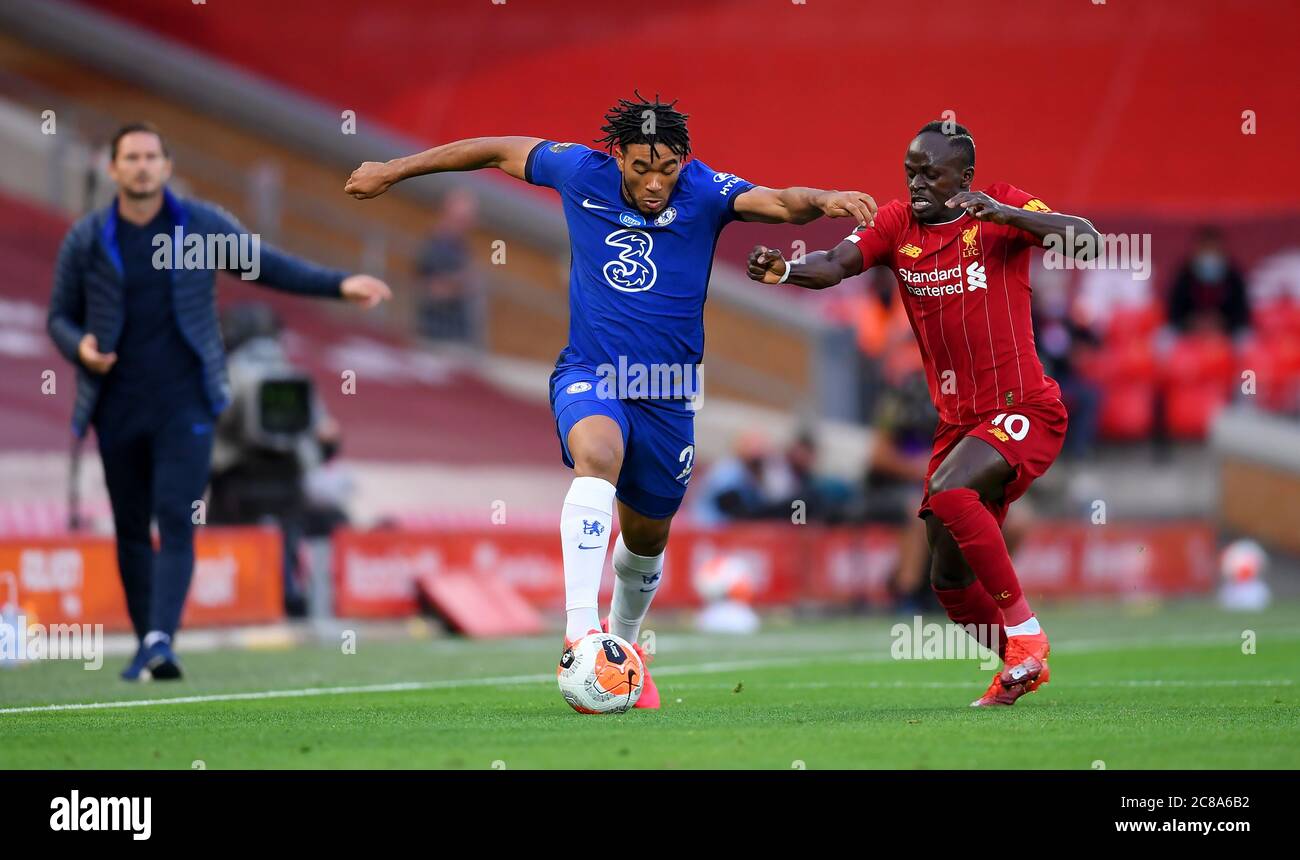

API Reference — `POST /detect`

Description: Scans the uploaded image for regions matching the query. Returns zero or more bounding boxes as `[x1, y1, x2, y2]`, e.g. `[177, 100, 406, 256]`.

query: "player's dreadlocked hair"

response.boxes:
[595, 91, 691, 161]
[917, 119, 976, 169]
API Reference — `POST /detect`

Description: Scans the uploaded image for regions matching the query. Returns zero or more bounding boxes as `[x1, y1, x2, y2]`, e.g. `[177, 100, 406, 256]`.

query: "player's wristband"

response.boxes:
[776, 260, 795, 285]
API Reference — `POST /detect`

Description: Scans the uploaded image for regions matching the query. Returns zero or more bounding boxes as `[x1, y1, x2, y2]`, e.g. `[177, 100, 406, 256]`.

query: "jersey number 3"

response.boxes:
[603, 229, 657, 293]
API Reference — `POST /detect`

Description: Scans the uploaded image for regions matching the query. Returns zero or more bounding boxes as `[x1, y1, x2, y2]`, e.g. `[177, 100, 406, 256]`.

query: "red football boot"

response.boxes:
[970, 629, 1051, 707]
[601, 618, 660, 709]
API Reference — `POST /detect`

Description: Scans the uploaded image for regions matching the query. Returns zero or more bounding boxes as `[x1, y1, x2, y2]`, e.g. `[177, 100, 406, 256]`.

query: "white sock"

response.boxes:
[609, 532, 664, 646]
[142, 631, 170, 648]
[561, 476, 616, 641]
[1005, 616, 1041, 637]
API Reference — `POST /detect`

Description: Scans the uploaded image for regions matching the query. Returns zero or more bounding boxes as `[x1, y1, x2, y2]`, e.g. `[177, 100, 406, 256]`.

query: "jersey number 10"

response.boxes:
[990, 412, 1030, 441]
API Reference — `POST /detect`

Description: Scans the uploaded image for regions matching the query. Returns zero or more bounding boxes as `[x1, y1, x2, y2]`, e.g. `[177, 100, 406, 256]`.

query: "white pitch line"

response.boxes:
[0, 674, 555, 716]
[2, 630, 1296, 716]
[0, 656, 865, 716]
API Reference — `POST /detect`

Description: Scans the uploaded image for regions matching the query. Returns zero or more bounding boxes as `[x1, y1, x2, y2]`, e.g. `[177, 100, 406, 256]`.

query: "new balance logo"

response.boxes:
[899, 243, 922, 258]
[965, 261, 987, 291]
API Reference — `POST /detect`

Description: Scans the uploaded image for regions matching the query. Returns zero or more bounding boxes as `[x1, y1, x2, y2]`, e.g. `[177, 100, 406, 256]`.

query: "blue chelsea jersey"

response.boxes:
[525, 140, 754, 401]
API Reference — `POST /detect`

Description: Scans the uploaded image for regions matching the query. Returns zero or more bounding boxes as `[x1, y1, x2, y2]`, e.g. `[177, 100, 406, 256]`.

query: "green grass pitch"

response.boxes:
[2, 601, 1297, 769]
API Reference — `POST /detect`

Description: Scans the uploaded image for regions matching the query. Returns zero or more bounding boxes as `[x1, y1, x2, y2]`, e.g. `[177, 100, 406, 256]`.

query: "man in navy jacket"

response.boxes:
[48, 122, 391, 680]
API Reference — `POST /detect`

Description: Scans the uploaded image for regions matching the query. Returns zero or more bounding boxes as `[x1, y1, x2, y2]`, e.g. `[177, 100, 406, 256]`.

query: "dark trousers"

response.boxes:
[93, 386, 214, 643]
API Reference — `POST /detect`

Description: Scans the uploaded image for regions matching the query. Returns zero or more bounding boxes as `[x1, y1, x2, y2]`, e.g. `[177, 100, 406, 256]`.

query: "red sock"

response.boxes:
[933, 580, 1007, 658]
[929, 487, 1033, 627]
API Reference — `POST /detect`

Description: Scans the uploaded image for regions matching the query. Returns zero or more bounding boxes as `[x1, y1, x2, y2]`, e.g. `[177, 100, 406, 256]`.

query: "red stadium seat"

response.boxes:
[1098, 382, 1156, 440]
[1163, 332, 1234, 385]
[1159, 332, 1234, 439]
[1164, 384, 1229, 439]
[1106, 304, 1164, 342]
[1083, 334, 1161, 441]
[1253, 299, 1300, 339]
[1238, 335, 1300, 412]
[1080, 336, 1157, 386]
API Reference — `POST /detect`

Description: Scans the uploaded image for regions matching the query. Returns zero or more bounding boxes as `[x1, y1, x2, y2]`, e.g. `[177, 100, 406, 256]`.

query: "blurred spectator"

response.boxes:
[1034, 268, 1101, 458]
[1167, 226, 1250, 337]
[859, 370, 935, 609]
[863, 372, 934, 510]
[766, 429, 858, 523]
[826, 267, 919, 422]
[416, 188, 479, 342]
[692, 431, 781, 526]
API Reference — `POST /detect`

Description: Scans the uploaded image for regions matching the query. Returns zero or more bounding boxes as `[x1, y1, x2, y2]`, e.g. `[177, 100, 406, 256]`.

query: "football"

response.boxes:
[556, 632, 644, 714]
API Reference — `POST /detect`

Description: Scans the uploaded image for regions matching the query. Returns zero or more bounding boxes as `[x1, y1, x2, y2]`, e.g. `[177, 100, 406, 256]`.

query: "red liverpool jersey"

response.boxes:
[847, 182, 1061, 426]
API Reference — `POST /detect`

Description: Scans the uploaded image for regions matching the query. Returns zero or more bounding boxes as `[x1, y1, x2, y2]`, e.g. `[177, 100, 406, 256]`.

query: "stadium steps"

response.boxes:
[1054, 445, 1217, 520]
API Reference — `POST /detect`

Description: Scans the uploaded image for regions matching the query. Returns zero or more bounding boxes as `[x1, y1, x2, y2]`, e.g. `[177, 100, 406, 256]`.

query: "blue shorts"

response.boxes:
[550, 366, 696, 519]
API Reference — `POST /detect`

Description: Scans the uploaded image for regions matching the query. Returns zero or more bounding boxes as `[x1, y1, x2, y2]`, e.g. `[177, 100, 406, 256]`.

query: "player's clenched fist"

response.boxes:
[814, 190, 877, 227]
[345, 161, 397, 199]
[747, 245, 789, 285]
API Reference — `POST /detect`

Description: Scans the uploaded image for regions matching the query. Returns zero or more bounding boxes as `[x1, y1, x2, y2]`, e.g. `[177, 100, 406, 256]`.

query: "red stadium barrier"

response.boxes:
[333, 521, 1218, 618]
[0, 521, 1217, 633]
[0, 527, 284, 633]
[1012, 523, 1217, 597]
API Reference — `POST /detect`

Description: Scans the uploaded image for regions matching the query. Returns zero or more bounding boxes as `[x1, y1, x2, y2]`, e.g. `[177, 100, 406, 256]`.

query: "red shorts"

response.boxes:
[918, 398, 1068, 526]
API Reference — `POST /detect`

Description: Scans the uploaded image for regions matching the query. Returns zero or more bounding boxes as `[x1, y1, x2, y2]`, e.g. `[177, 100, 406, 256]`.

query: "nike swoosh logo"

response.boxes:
[581, 199, 610, 210]
[577, 543, 604, 550]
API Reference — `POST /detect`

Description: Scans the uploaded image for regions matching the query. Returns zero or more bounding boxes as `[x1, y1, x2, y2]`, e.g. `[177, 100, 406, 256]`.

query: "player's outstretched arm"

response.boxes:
[946, 191, 1100, 259]
[746, 241, 862, 290]
[733, 186, 877, 227]
[202, 204, 392, 308]
[345, 136, 544, 199]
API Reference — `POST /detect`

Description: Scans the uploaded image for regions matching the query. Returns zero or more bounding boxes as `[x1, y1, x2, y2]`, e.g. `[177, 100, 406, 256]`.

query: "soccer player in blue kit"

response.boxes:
[346, 93, 875, 708]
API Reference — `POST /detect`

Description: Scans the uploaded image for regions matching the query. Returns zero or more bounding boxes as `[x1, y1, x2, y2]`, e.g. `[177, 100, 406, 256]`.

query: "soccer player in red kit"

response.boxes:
[747, 121, 1100, 706]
